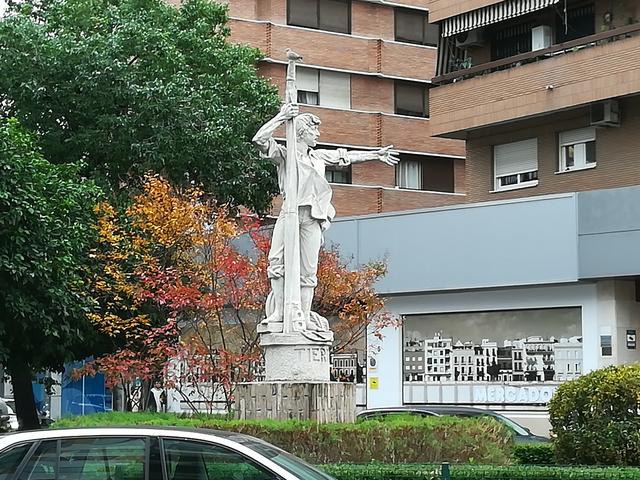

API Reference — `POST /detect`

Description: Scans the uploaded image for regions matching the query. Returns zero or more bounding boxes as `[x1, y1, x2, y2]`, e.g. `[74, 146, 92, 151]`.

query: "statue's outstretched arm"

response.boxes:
[317, 145, 400, 166]
[345, 145, 400, 166]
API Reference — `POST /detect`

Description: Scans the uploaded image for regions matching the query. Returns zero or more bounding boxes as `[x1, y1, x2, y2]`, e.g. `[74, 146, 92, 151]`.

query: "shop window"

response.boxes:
[493, 138, 538, 191]
[394, 81, 428, 117]
[297, 67, 351, 109]
[395, 8, 439, 46]
[288, 0, 351, 34]
[559, 127, 596, 172]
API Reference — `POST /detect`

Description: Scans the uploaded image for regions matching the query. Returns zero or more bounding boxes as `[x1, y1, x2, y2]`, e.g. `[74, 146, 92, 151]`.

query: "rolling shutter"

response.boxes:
[494, 138, 538, 176]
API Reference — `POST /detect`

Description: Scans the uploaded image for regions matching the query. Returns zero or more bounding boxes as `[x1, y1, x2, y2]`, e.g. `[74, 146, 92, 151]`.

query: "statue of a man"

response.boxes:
[252, 103, 399, 332]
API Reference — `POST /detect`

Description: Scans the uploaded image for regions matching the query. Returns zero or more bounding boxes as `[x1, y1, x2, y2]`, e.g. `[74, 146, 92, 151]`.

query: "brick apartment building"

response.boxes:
[325, 0, 640, 435]
[223, 0, 467, 216]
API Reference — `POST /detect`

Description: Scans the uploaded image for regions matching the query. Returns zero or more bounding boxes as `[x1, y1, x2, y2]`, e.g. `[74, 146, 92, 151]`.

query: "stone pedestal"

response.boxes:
[234, 382, 355, 423]
[260, 332, 332, 382]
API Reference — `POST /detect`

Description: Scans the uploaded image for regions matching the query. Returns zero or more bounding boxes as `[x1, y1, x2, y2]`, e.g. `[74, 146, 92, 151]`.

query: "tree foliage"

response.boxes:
[549, 364, 640, 465]
[0, 0, 280, 212]
[82, 176, 393, 412]
[0, 118, 101, 427]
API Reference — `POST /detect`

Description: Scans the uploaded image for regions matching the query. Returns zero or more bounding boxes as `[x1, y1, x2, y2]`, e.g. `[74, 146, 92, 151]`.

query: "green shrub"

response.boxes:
[55, 412, 513, 464]
[321, 464, 640, 480]
[513, 444, 555, 465]
[549, 364, 640, 465]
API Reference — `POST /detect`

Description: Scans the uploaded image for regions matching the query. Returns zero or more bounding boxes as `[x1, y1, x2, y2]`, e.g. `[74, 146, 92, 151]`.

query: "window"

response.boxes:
[325, 164, 351, 184]
[395, 154, 455, 192]
[163, 439, 276, 480]
[556, 4, 595, 43]
[600, 335, 612, 357]
[493, 138, 538, 191]
[394, 8, 439, 46]
[395, 81, 428, 117]
[0, 444, 31, 479]
[18, 437, 146, 480]
[559, 127, 596, 171]
[297, 67, 351, 109]
[288, 0, 350, 34]
[396, 158, 422, 189]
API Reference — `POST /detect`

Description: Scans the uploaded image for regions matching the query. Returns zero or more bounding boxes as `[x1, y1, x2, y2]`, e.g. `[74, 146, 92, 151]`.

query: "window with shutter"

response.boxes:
[319, 70, 350, 108]
[395, 81, 427, 117]
[493, 138, 538, 191]
[559, 127, 596, 172]
[394, 8, 439, 46]
[297, 67, 319, 105]
[288, 0, 318, 29]
[297, 68, 350, 109]
[288, 0, 350, 34]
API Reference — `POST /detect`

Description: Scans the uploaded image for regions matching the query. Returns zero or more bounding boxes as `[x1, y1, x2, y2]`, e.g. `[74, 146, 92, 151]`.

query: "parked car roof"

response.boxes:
[356, 405, 550, 443]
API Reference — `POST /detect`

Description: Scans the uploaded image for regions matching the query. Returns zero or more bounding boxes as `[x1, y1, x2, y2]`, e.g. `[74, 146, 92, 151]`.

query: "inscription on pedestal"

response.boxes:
[295, 346, 328, 363]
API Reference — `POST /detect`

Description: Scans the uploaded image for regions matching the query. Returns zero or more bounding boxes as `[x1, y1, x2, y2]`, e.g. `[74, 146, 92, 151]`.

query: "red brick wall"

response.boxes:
[352, 2, 395, 40]
[228, 19, 437, 79]
[351, 76, 394, 112]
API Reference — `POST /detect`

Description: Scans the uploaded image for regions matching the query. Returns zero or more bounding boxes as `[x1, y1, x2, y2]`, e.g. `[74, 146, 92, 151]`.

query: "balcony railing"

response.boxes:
[433, 23, 640, 85]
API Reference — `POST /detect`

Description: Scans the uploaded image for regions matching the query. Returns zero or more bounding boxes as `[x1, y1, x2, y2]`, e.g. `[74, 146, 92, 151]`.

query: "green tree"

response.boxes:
[0, 0, 280, 213]
[0, 118, 102, 429]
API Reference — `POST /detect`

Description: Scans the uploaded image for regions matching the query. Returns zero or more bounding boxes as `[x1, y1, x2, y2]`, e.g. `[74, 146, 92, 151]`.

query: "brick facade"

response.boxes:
[464, 96, 640, 204]
[227, 0, 467, 217]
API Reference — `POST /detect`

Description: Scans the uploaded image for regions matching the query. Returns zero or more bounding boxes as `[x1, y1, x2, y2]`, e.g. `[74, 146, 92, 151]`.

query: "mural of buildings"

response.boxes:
[405, 334, 583, 384]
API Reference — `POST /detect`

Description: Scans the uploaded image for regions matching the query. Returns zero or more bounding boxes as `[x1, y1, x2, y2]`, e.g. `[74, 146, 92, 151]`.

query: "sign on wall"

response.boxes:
[402, 307, 582, 405]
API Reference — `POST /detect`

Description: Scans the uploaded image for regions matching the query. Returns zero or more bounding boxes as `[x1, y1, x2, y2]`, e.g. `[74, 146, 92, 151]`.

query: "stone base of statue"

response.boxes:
[259, 331, 333, 382]
[234, 381, 355, 423]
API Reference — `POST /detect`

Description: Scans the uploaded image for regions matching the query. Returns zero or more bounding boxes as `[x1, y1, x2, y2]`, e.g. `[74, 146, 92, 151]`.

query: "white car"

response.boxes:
[0, 398, 18, 431]
[0, 426, 336, 479]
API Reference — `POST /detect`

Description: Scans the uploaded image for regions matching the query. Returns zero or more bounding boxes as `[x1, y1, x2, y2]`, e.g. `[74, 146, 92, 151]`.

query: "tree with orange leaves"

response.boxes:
[84, 175, 395, 412]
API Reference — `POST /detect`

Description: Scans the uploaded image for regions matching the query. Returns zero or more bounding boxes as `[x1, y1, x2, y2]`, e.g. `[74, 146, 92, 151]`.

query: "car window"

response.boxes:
[18, 437, 146, 480]
[162, 438, 277, 480]
[0, 443, 32, 479]
[231, 436, 336, 480]
[18, 440, 57, 480]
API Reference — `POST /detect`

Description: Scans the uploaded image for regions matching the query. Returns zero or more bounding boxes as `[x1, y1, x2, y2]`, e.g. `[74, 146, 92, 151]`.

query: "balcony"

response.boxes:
[229, 18, 437, 80]
[430, 24, 640, 138]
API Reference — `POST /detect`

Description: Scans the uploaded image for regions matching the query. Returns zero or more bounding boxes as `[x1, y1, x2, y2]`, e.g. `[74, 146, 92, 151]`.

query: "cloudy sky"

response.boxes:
[405, 307, 582, 345]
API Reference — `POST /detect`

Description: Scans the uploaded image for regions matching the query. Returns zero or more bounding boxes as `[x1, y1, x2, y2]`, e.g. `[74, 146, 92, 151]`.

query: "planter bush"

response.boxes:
[55, 412, 512, 464]
[322, 464, 640, 480]
[513, 444, 555, 465]
[549, 364, 640, 465]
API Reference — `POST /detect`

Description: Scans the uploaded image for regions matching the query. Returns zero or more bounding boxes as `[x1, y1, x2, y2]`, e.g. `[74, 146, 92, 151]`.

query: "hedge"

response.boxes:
[54, 412, 512, 464]
[549, 364, 640, 465]
[322, 464, 640, 480]
[512, 444, 555, 465]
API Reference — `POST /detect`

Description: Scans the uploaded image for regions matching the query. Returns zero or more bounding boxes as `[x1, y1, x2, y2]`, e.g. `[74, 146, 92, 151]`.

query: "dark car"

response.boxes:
[356, 405, 550, 444]
[0, 426, 337, 479]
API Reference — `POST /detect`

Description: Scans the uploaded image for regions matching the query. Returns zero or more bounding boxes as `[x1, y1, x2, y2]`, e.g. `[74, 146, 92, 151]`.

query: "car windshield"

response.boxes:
[232, 436, 336, 480]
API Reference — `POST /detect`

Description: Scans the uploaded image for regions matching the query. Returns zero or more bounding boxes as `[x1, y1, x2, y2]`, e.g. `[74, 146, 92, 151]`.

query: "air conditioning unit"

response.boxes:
[456, 29, 485, 48]
[591, 100, 620, 127]
[532, 25, 552, 51]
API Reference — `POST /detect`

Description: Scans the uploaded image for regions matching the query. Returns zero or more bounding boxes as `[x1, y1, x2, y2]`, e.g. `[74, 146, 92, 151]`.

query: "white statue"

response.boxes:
[252, 50, 398, 342]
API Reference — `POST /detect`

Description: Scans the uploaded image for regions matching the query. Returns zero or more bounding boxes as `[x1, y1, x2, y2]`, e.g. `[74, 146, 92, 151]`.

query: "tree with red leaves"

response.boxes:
[82, 176, 395, 412]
